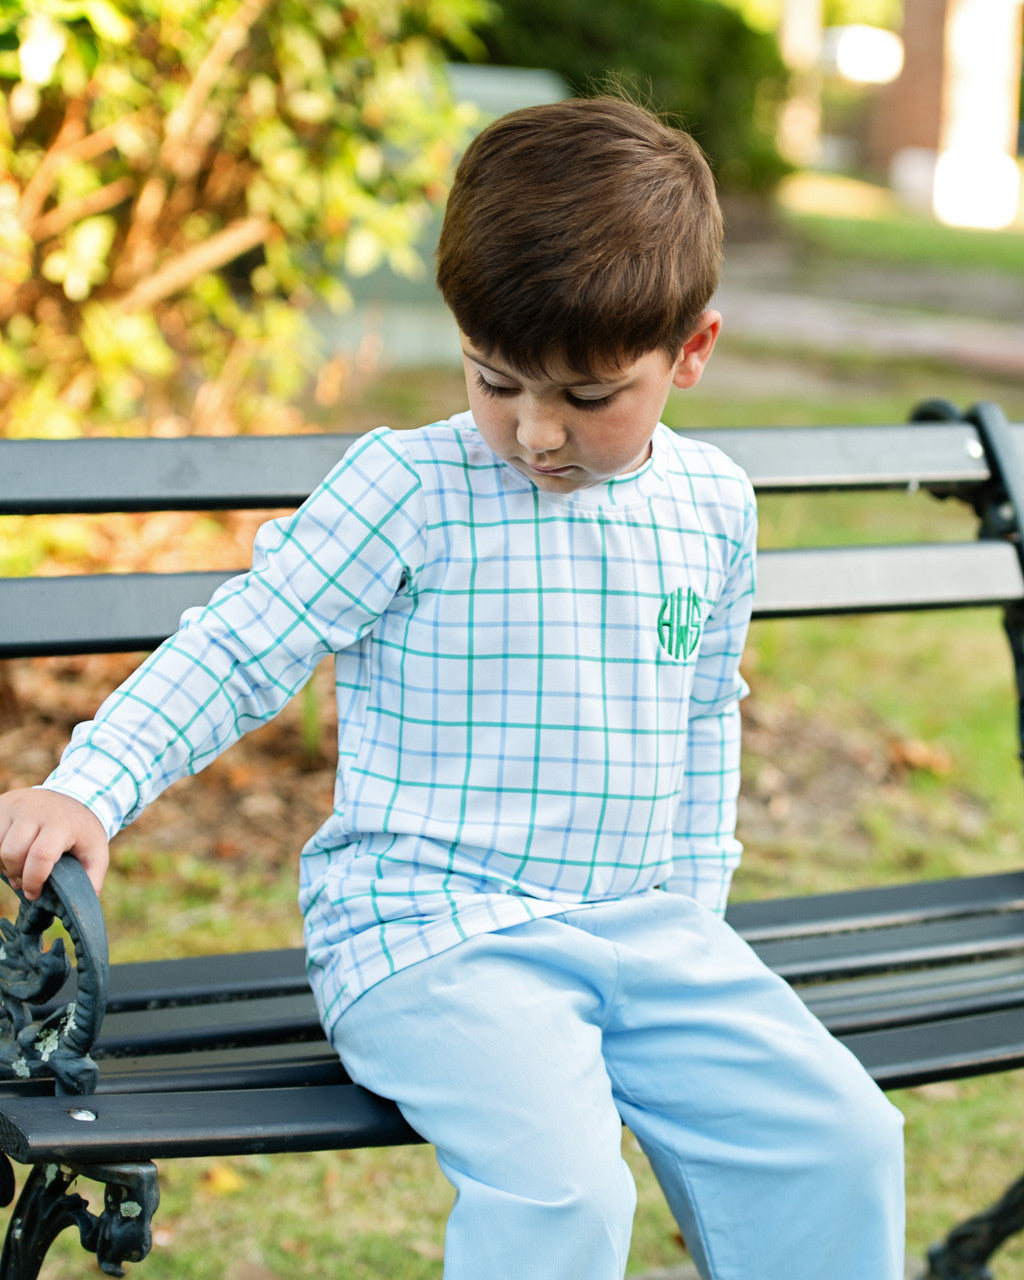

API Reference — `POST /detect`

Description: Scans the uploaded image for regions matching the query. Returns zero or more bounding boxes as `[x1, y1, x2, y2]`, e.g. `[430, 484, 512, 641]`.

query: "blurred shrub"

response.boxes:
[0, 0, 487, 438]
[467, 0, 791, 193]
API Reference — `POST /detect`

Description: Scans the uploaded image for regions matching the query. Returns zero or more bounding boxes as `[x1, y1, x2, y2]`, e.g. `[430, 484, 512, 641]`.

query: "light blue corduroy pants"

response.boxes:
[332, 892, 905, 1280]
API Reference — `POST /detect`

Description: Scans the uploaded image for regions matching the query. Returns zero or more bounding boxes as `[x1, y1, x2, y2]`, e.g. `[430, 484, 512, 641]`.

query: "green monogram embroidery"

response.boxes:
[658, 587, 703, 660]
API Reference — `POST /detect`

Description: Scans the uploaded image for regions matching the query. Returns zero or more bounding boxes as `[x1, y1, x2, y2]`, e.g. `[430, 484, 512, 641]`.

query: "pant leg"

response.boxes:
[330, 923, 637, 1280]
[587, 893, 906, 1280]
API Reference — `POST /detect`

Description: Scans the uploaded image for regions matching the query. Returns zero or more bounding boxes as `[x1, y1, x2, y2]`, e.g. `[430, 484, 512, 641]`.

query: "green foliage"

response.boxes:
[466, 0, 791, 192]
[725, 0, 903, 33]
[0, 0, 488, 437]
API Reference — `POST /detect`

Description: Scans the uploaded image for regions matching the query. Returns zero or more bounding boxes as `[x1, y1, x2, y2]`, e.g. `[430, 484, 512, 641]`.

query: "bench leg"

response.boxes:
[0, 1155, 159, 1279]
[924, 1170, 1024, 1280]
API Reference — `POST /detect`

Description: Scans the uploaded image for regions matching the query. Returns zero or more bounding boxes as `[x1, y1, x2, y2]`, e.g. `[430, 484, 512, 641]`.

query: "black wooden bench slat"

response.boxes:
[0, 571, 235, 658]
[750, 910, 1024, 982]
[0, 1082, 419, 1165]
[92, 958, 1024, 1070]
[103, 947, 309, 1012]
[800, 956, 1024, 1034]
[91, 1040, 346, 1093]
[3, 422, 1016, 515]
[4, 538, 1021, 658]
[0, 1041, 346, 1099]
[692, 422, 999, 492]
[753, 540, 1024, 618]
[91, 914, 1024, 1060]
[93, 995, 323, 1059]
[726, 870, 1024, 941]
[841, 1006, 1024, 1090]
[4, 998, 1024, 1166]
[0, 436, 354, 515]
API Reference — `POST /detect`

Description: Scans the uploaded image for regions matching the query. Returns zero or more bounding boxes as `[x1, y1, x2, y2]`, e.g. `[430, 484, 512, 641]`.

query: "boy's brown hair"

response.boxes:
[435, 95, 723, 379]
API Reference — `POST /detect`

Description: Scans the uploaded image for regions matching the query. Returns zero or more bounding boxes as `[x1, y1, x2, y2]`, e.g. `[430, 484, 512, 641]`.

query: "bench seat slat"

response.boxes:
[93, 914, 1024, 1060]
[0, 1083, 420, 1165]
[91, 1040, 346, 1094]
[726, 870, 1024, 941]
[841, 1006, 1024, 1089]
[104, 947, 309, 1013]
[93, 958, 1024, 1069]
[799, 956, 1024, 1034]
[4, 999, 1024, 1166]
[752, 909, 1024, 981]
[93, 994, 323, 1059]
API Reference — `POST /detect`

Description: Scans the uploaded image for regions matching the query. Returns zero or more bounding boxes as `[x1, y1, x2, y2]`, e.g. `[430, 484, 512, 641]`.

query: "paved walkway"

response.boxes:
[715, 254, 1024, 380]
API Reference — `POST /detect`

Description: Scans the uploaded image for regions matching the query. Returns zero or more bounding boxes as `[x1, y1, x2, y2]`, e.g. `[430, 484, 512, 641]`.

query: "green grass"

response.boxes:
[784, 208, 1024, 276]
[776, 169, 1024, 275]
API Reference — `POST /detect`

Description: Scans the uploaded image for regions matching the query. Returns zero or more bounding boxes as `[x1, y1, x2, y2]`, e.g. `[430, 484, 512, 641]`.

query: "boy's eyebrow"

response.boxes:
[463, 350, 627, 390]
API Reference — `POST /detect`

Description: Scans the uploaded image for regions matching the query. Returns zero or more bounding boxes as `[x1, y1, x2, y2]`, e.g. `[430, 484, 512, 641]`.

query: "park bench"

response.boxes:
[1, 399, 1024, 1279]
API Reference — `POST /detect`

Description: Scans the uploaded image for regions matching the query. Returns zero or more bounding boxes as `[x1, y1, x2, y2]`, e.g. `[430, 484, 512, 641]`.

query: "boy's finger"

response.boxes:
[0, 816, 40, 886]
[67, 838, 110, 898]
[19, 831, 69, 901]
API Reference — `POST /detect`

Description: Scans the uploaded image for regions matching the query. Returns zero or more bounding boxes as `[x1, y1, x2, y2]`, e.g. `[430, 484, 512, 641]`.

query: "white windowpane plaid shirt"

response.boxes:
[45, 413, 757, 1031]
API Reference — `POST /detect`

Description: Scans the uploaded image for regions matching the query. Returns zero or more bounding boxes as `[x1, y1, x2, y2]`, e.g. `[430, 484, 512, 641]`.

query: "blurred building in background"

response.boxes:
[867, 0, 1022, 227]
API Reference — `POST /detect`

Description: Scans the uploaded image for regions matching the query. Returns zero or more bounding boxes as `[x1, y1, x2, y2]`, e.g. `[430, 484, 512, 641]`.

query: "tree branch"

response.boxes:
[34, 178, 135, 240]
[18, 99, 89, 231]
[162, 0, 270, 173]
[116, 215, 271, 313]
[65, 110, 150, 165]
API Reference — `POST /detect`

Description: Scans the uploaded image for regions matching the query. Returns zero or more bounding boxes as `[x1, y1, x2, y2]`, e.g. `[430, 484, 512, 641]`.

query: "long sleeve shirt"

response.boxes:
[43, 413, 757, 1034]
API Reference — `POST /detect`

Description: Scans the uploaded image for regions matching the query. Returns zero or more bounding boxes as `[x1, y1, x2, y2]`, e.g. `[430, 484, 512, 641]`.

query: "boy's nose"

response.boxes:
[516, 406, 566, 456]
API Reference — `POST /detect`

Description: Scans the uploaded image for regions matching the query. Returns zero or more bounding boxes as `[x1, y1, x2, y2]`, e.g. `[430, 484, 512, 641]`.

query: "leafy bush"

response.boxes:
[467, 0, 791, 192]
[0, 0, 487, 437]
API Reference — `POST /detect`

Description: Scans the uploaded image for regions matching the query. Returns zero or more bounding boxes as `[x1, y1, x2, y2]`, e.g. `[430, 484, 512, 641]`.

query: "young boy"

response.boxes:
[0, 97, 903, 1279]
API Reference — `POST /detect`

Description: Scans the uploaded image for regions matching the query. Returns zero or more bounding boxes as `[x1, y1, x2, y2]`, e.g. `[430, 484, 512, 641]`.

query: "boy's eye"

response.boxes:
[565, 391, 616, 412]
[474, 373, 519, 398]
[473, 370, 617, 411]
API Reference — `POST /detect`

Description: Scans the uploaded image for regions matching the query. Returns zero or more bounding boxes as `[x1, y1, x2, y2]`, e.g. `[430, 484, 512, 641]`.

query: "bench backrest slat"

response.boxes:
[3, 538, 1022, 657]
[3, 421, 1021, 516]
[754, 540, 1024, 617]
[0, 435, 354, 514]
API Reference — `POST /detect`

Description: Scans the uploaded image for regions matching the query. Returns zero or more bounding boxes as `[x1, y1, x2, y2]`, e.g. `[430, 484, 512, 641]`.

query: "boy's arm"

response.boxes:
[665, 700, 744, 914]
[666, 479, 757, 915]
[11, 430, 425, 894]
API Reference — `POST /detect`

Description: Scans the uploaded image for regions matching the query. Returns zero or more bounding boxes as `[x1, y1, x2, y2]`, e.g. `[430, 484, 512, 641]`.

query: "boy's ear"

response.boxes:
[671, 310, 722, 390]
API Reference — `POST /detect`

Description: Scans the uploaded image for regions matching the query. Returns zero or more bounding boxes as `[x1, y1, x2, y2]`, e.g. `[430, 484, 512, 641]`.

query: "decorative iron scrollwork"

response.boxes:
[925, 1171, 1024, 1280]
[0, 857, 162, 1277]
[0, 1159, 159, 1279]
[0, 857, 108, 1097]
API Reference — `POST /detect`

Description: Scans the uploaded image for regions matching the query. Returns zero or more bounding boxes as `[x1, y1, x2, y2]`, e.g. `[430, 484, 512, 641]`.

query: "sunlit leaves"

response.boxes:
[0, 0, 487, 436]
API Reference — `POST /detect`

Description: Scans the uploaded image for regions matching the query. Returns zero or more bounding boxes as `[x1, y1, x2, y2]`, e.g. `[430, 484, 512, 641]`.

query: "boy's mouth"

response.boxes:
[525, 461, 574, 476]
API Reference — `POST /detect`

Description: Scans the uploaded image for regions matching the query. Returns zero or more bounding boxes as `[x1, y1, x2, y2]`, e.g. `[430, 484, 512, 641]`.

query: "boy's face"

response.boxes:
[461, 313, 720, 494]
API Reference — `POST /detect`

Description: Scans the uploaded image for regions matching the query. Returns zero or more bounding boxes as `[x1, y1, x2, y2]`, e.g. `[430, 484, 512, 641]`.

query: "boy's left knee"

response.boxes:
[818, 1068, 905, 1185]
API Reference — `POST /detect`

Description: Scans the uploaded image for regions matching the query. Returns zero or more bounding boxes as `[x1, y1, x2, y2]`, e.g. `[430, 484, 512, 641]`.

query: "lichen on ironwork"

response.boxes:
[0, 860, 107, 1098]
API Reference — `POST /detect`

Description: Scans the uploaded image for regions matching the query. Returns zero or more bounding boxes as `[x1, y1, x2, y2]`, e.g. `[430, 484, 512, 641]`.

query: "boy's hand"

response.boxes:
[0, 789, 109, 902]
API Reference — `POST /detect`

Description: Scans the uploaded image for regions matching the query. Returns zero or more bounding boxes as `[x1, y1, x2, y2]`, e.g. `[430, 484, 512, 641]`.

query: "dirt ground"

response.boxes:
[0, 650, 338, 877]
[0, 645, 912, 897]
